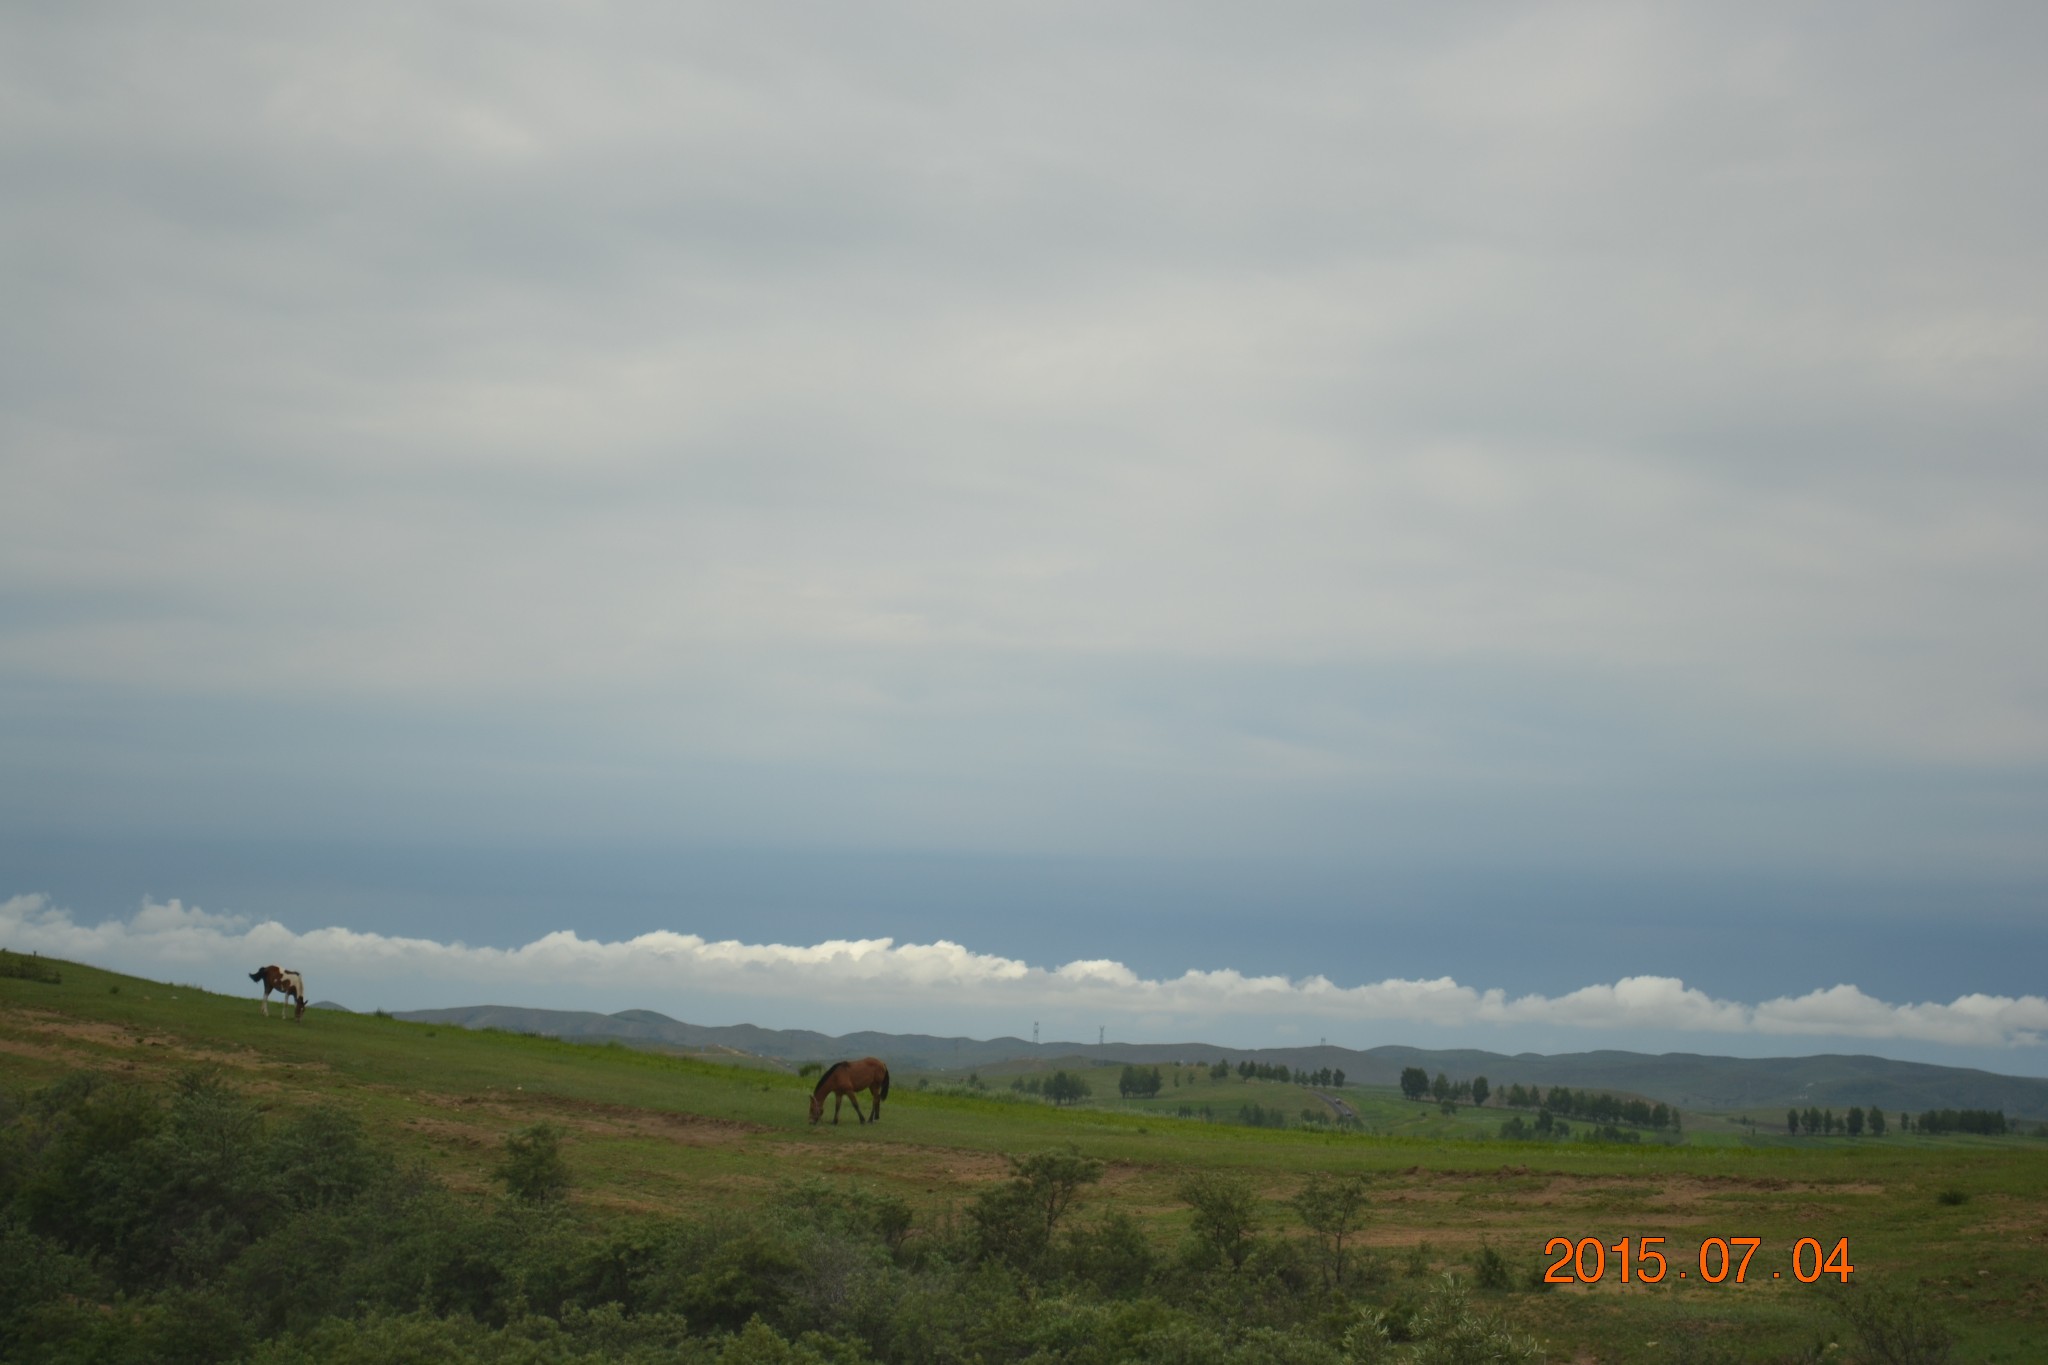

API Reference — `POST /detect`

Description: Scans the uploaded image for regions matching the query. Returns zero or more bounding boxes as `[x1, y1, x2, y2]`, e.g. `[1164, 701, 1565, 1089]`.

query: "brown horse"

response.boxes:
[809, 1057, 889, 1125]
[249, 964, 307, 1020]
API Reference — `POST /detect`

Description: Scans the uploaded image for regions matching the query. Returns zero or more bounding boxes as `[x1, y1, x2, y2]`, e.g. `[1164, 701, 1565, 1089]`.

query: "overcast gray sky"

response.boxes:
[4, 4, 2045, 1070]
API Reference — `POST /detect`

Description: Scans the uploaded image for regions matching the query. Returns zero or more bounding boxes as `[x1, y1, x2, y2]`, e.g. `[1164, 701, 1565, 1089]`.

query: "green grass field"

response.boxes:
[4, 955, 2044, 1361]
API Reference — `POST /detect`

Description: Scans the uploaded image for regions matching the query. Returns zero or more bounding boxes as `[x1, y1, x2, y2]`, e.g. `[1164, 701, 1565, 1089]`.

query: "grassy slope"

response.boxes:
[4, 957, 2045, 1362]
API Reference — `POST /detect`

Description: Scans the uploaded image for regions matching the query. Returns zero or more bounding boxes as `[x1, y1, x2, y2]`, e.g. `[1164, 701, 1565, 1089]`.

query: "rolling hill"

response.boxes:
[396, 1003, 2048, 1120]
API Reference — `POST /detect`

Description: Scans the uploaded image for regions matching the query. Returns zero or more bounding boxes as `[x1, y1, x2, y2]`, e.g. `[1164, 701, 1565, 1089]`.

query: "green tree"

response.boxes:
[1045, 1071, 1091, 1105]
[1788, 1108, 1799, 1134]
[1470, 1076, 1489, 1108]
[1847, 1106, 1865, 1137]
[968, 1144, 1104, 1269]
[1867, 1107, 1887, 1136]
[494, 1123, 570, 1204]
[1431, 1073, 1452, 1105]
[1289, 1172, 1370, 1289]
[1400, 1067, 1429, 1101]
[1177, 1170, 1260, 1270]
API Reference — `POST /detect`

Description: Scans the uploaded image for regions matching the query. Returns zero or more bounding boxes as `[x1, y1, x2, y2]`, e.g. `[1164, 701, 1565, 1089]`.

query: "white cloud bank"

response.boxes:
[6, 893, 2044, 1052]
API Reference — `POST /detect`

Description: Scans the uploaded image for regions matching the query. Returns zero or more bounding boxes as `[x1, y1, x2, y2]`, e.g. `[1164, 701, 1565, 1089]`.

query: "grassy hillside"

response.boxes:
[5, 955, 2046, 1362]
[398, 1002, 2048, 1120]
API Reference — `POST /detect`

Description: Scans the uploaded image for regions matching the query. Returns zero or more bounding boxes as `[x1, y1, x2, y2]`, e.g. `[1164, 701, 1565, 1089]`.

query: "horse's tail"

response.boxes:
[249, 968, 265, 983]
[878, 1066, 890, 1101]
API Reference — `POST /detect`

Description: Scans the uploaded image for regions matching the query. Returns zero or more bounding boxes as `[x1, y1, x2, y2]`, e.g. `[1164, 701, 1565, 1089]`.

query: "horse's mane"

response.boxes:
[812, 1061, 849, 1097]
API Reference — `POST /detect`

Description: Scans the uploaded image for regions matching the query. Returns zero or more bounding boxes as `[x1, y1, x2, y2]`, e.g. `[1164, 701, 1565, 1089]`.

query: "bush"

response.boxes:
[1061, 1210, 1156, 1297]
[1468, 1240, 1512, 1292]
[496, 1124, 571, 1205]
[1176, 1170, 1260, 1271]
[1405, 1274, 1544, 1364]
[772, 1178, 913, 1256]
[0, 951, 61, 984]
[968, 1145, 1103, 1272]
[1832, 1283, 1956, 1365]
[1290, 1171, 1371, 1289]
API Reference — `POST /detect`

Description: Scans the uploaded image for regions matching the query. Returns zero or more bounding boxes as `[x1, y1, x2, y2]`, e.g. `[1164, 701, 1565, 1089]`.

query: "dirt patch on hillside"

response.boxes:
[1363, 1167, 1888, 1225]
[404, 1115, 495, 1151]
[0, 1033, 108, 1071]
[0, 1007, 321, 1078]
[424, 1089, 773, 1147]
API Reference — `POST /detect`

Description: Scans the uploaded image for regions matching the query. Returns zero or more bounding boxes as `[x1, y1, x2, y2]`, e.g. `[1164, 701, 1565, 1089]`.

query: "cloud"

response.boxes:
[6, 893, 2042, 1050]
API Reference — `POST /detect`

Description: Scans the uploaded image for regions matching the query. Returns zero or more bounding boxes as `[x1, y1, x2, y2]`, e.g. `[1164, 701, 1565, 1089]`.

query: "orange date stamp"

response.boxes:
[1542, 1236, 1854, 1285]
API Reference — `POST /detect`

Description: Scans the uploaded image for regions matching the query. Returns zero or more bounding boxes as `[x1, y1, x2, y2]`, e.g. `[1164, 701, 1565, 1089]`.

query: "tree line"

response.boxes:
[1010, 1071, 1093, 1104]
[1497, 1084, 1676, 1132]
[1201, 1060, 1348, 1088]
[1398, 1068, 1490, 1110]
[1788, 1106, 2006, 1137]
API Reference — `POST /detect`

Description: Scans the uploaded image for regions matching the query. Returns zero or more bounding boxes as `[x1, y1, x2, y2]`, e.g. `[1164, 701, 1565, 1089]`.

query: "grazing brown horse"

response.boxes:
[809, 1057, 889, 1125]
[249, 964, 307, 1020]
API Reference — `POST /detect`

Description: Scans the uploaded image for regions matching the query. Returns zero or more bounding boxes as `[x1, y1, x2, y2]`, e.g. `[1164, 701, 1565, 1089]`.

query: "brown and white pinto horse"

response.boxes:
[809, 1057, 889, 1125]
[249, 965, 307, 1020]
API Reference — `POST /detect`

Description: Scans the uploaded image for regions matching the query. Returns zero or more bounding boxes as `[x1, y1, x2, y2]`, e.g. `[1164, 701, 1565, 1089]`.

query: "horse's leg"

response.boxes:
[260, 988, 270, 1017]
[868, 1085, 881, 1122]
[832, 1093, 842, 1125]
[850, 1093, 866, 1124]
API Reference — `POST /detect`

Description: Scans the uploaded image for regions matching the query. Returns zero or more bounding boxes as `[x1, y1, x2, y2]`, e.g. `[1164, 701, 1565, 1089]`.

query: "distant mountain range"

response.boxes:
[395, 1004, 2048, 1120]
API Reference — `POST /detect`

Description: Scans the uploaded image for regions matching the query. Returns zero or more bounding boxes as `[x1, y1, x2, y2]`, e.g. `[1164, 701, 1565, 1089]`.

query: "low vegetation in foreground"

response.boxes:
[2, 957, 2043, 1363]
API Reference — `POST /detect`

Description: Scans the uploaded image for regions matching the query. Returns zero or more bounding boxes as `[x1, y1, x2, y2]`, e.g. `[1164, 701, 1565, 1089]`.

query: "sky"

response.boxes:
[3, 4, 2045, 1074]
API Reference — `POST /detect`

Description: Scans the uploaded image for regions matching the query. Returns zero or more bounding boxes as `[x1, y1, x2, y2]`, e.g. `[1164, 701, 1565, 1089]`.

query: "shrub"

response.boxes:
[1176, 1170, 1260, 1271]
[968, 1145, 1103, 1272]
[0, 951, 60, 984]
[495, 1123, 571, 1205]
[1832, 1283, 1956, 1365]
[1406, 1274, 1544, 1364]
[771, 1177, 913, 1255]
[1061, 1209, 1156, 1297]
[1468, 1239, 1512, 1291]
[1290, 1171, 1371, 1289]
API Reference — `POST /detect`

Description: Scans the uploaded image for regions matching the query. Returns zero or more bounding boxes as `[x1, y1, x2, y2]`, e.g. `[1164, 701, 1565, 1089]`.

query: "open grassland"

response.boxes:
[4, 958, 2045, 1362]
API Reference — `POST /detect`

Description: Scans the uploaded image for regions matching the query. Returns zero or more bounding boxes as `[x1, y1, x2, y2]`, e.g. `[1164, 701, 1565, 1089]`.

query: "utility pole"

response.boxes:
[1098, 1025, 1105, 1046]
[1032, 1021, 1039, 1047]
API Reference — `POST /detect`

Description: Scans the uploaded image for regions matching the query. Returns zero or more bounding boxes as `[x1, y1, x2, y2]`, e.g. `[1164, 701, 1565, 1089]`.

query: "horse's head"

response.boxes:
[249, 967, 266, 983]
[808, 1091, 825, 1124]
